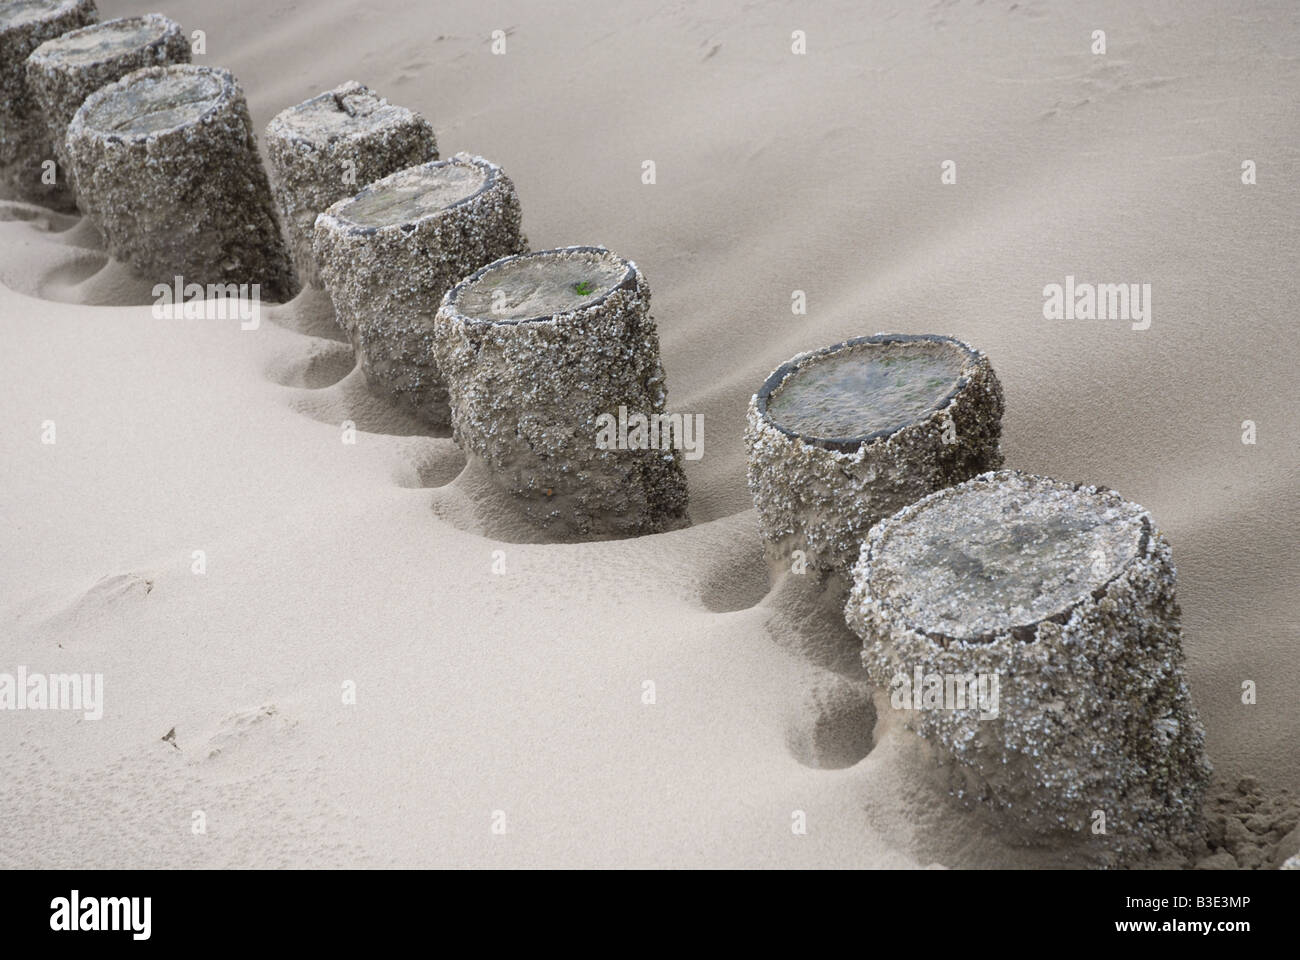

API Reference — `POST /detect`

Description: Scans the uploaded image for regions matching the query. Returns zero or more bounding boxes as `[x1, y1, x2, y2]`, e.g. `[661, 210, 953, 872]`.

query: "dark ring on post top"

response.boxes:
[754, 333, 980, 453]
[442, 245, 639, 327]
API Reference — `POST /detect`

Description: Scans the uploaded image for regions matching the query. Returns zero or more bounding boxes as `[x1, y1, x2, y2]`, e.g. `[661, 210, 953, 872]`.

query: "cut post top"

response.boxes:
[758, 334, 976, 447]
[0, 0, 85, 32]
[28, 14, 174, 68]
[76, 64, 234, 139]
[861, 471, 1150, 643]
[268, 80, 423, 146]
[446, 246, 635, 324]
[328, 155, 491, 231]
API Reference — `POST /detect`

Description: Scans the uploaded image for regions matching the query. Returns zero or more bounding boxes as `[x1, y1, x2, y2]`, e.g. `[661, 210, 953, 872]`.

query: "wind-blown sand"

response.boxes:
[1, 0, 1297, 868]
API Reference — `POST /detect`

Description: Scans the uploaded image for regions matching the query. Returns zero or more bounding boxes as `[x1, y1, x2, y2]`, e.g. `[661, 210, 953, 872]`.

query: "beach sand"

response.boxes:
[0, 0, 1296, 867]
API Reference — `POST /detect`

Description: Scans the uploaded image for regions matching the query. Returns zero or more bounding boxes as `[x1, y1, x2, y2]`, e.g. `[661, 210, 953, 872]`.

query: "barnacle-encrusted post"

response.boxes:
[433, 245, 689, 538]
[0, 0, 98, 209]
[25, 14, 190, 206]
[312, 153, 526, 427]
[66, 63, 295, 300]
[845, 470, 1211, 856]
[746, 333, 1003, 582]
[266, 80, 437, 291]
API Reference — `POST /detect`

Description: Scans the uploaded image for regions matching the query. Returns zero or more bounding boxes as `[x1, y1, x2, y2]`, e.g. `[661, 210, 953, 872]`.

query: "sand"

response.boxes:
[0, 0, 1297, 868]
